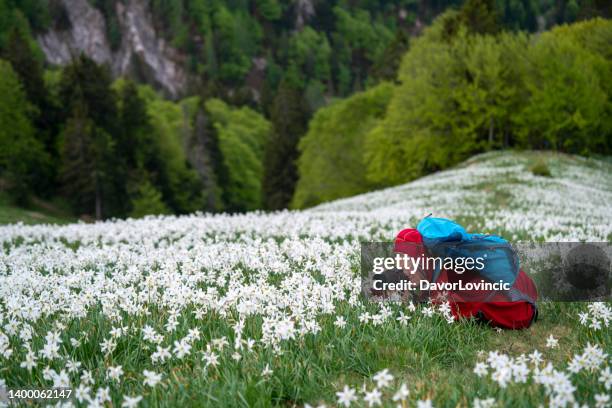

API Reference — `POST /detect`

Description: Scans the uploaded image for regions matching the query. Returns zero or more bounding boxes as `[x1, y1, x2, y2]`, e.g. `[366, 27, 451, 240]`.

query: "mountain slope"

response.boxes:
[38, 0, 187, 98]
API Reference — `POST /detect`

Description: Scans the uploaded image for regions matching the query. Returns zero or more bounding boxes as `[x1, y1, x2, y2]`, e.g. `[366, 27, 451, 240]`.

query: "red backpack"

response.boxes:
[395, 228, 538, 329]
[442, 269, 538, 329]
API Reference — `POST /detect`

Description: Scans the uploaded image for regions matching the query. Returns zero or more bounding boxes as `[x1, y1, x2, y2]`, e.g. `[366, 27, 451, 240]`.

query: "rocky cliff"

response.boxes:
[37, 0, 187, 98]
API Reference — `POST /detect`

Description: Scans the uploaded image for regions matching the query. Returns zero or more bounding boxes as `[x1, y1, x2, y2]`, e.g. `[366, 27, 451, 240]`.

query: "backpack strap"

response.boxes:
[507, 287, 536, 305]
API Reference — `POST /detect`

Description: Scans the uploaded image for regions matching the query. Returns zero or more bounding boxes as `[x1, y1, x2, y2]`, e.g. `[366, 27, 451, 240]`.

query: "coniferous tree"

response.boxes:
[59, 103, 115, 219]
[2, 26, 60, 162]
[460, 0, 500, 34]
[3, 27, 46, 113]
[262, 78, 310, 210]
[443, 0, 500, 40]
[129, 179, 170, 218]
[189, 104, 226, 211]
[369, 29, 410, 83]
[0, 60, 49, 203]
[59, 54, 119, 137]
[116, 79, 171, 215]
[117, 80, 151, 168]
[58, 55, 124, 218]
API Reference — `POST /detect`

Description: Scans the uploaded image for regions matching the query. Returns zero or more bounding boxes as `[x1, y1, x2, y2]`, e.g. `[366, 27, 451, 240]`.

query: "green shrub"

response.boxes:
[530, 160, 552, 177]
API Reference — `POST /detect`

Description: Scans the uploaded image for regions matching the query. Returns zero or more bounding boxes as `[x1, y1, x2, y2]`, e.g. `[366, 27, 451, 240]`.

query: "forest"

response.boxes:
[0, 0, 610, 218]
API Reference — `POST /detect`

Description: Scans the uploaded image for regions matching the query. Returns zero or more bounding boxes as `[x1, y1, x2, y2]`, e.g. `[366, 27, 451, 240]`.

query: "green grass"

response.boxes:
[0, 302, 607, 407]
[0, 151, 609, 407]
[0, 193, 75, 225]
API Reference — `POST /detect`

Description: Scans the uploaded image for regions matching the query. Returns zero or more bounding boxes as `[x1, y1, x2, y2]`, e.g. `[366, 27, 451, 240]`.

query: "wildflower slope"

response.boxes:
[0, 151, 610, 407]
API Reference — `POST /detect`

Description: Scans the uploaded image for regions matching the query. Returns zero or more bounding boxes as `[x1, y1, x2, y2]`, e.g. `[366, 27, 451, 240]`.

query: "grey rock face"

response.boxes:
[38, 0, 111, 65]
[37, 0, 187, 98]
[295, 0, 315, 30]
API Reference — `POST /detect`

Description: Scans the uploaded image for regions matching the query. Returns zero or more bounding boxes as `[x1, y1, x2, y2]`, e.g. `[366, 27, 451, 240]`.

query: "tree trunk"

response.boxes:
[95, 176, 102, 220]
[488, 117, 494, 148]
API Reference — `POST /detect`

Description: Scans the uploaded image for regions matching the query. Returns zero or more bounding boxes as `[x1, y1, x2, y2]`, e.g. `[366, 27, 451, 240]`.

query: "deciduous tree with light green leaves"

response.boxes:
[292, 82, 394, 208]
[364, 14, 468, 186]
[362, 13, 611, 188]
[205, 99, 271, 211]
[514, 19, 611, 154]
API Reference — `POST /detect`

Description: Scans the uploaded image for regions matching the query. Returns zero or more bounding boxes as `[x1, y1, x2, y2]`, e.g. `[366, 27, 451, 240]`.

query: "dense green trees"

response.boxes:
[139, 0, 611, 113]
[59, 105, 116, 219]
[0, 48, 273, 218]
[291, 14, 611, 206]
[205, 99, 271, 211]
[263, 79, 310, 210]
[0, 0, 610, 217]
[292, 83, 394, 208]
[516, 23, 610, 153]
[0, 60, 49, 203]
[57, 56, 127, 218]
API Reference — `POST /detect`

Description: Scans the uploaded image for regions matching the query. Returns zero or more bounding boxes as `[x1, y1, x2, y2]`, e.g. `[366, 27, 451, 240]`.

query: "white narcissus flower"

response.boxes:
[421, 307, 434, 317]
[363, 388, 382, 407]
[546, 335, 559, 349]
[107, 365, 124, 381]
[80, 370, 93, 385]
[595, 393, 610, 408]
[417, 399, 433, 408]
[143, 369, 163, 387]
[96, 387, 111, 403]
[151, 345, 171, 363]
[396, 312, 411, 325]
[121, 395, 143, 408]
[203, 350, 219, 367]
[579, 303, 611, 331]
[372, 369, 393, 388]
[20, 349, 37, 371]
[52, 369, 71, 388]
[336, 385, 357, 407]
[474, 362, 488, 377]
[473, 397, 496, 408]
[262, 364, 273, 377]
[65, 358, 81, 373]
[173, 340, 191, 359]
[528, 350, 543, 366]
[599, 366, 612, 390]
[74, 384, 90, 403]
[392, 383, 409, 401]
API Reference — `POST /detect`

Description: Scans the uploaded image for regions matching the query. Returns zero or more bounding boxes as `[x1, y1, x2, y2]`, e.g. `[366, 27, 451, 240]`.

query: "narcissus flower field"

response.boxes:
[0, 152, 610, 407]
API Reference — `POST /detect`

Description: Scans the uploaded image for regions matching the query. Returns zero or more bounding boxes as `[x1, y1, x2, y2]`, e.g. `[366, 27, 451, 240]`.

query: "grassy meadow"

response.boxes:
[0, 151, 610, 407]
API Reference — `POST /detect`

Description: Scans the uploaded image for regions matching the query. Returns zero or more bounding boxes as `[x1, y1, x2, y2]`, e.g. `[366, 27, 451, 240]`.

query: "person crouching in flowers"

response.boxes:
[392, 228, 539, 330]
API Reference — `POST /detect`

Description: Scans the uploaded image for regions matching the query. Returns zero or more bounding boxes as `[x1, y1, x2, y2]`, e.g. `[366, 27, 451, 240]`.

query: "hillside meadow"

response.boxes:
[0, 151, 610, 407]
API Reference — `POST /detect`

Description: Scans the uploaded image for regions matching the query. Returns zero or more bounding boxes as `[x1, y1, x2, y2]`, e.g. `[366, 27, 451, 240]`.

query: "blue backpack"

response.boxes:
[416, 217, 519, 286]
